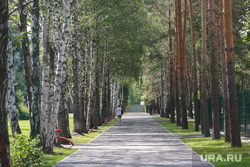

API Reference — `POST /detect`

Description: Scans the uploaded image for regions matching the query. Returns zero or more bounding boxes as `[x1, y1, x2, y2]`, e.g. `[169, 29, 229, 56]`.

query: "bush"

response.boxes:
[10, 134, 43, 167]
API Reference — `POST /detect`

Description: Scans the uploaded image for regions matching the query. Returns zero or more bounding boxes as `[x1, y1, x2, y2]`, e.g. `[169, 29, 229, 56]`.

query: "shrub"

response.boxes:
[10, 134, 43, 167]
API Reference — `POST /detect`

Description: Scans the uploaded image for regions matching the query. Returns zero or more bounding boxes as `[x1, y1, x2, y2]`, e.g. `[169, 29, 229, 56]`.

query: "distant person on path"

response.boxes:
[116, 105, 122, 124]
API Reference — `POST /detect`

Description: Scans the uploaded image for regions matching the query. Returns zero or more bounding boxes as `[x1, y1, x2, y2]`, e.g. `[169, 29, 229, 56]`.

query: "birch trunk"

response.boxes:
[18, 0, 33, 133]
[201, 0, 210, 137]
[91, 47, 101, 126]
[7, 31, 21, 136]
[84, 39, 89, 128]
[219, 0, 230, 142]
[40, 0, 55, 152]
[31, 0, 41, 138]
[87, 29, 94, 129]
[0, 0, 10, 164]
[57, 0, 72, 141]
[71, 0, 86, 133]
[208, 0, 220, 139]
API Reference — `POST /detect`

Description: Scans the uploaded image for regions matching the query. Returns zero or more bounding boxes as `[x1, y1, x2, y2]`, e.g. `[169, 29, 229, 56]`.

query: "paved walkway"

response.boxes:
[54, 113, 214, 167]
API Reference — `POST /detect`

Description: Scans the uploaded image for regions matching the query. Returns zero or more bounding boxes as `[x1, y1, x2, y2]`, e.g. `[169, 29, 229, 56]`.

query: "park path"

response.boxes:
[54, 113, 214, 167]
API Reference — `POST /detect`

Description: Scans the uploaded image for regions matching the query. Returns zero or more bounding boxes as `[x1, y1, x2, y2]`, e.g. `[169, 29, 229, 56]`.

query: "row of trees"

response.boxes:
[140, 0, 249, 148]
[1, 0, 158, 165]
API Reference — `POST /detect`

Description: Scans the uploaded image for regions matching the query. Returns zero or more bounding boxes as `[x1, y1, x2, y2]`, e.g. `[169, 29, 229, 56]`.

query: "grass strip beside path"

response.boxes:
[9, 113, 123, 167]
[154, 115, 250, 167]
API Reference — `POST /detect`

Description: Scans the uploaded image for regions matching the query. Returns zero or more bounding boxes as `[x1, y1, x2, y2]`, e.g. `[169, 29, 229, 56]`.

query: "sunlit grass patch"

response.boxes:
[182, 137, 250, 167]
[157, 119, 201, 135]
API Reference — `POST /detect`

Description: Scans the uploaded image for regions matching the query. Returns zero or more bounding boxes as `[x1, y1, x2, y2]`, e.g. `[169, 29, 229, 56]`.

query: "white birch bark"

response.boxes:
[86, 28, 94, 129]
[57, 0, 71, 140]
[31, 0, 41, 138]
[7, 30, 21, 136]
[40, 0, 55, 153]
[53, 0, 61, 121]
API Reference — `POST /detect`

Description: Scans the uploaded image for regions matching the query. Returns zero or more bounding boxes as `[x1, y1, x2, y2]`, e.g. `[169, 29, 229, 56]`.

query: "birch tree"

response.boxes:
[54, 0, 71, 141]
[40, 0, 55, 152]
[30, 0, 41, 138]
[18, 0, 33, 127]
[7, 30, 21, 136]
[71, 0, 87, 133]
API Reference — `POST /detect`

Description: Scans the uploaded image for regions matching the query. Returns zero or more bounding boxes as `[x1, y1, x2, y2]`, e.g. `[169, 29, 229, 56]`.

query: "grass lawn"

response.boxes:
[9, 113, 121, 167]
[181, 137, 250, 167]
[154, 116, 250, 167]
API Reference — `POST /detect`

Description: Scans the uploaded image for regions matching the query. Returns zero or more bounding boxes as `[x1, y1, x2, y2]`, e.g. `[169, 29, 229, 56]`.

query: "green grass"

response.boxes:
[9, 113, 120, 167]
[181, 137, 250, 167]
[155, 117, 201, 135]
[155, 116, 250, 167]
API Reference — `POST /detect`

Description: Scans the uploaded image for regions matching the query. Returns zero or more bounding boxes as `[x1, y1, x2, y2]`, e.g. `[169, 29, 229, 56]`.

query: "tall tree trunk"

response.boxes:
[91, 44, 101, 126]
[40, 0, 55, 153]
[106, 71, 111, 117]
[223, 0, 242, 147]
[198, 53, 204, 134]
[84, 39, 89, 128]
[180, 0, 188, 129]
[18, 0, 33, 134]
[201, 0, 210, 137]
[30, 0, 41, 138]
[169, 9, 175, 123]
[163, 58, 168, 117]
[208, 0, 220, 139]
[189, 0, 199, 132]
[7, 31, 21, 136]
[187, 57, 193, 119]
[71, 0, 86, 133]
[219, 0, 230, 142]
[0, 2, 11, 163]
[87, 29, 94, 129]
[175, 0, 181, 126]
[57, 0, 72, 142]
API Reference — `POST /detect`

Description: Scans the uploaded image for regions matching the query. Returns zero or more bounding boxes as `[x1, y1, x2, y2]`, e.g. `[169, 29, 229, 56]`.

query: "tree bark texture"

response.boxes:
[201, 0, 210, 137]
[223, 0, 242, 147]
[208, 0, 220, 139]
[18, 0, 33, 134]
[0, 0, 11, 164]
[189, 0, 199, 132]
[56, 0, 72, 142]
[174, 0, 181, 126]
[180, 0, 188, 129]
[71, 0, 86, 133]
[40, 0, 55, 153]
[30, 0, 41, 138]
[7, 32, 21, 136]
[219, 0, 230, 143]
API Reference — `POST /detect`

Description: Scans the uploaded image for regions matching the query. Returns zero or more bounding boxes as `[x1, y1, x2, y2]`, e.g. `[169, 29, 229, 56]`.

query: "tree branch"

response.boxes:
[154, 4, 169, 19]
[9, 1, 34, 16]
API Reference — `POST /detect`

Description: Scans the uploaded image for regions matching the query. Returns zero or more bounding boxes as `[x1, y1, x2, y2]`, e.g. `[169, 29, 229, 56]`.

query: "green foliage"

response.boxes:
[10, 134, 43, 167]
[18, 106, 29, 120]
